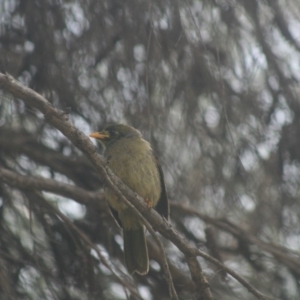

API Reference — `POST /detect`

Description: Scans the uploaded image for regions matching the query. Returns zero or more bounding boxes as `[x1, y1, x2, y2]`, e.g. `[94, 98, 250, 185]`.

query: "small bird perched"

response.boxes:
[90, 124, 169, 275]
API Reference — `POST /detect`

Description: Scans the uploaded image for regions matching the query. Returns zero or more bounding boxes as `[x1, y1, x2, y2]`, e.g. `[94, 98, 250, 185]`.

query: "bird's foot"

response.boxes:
[145, 198, 153, 209]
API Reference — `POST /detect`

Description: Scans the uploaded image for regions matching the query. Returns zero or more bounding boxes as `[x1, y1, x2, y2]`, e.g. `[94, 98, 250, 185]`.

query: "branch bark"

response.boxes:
[0, 167, 101, 206]
[0, 72, 271, 300]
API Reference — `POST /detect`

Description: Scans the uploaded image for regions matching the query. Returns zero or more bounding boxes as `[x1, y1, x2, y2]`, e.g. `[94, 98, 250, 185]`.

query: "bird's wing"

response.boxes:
[154, 157, 169, 220]
[109, 205, 123, 228]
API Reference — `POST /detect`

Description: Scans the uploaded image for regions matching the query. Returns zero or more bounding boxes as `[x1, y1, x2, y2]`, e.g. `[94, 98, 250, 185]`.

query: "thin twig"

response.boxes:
[33, 191, 143, 300]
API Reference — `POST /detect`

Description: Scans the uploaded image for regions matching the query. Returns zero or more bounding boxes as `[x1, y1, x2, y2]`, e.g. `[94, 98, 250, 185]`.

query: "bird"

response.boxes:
[89, 124, 169, 275]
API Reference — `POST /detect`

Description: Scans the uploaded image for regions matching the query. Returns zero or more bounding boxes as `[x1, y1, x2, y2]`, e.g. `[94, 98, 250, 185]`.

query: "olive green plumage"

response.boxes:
[90, 124, 169, 275]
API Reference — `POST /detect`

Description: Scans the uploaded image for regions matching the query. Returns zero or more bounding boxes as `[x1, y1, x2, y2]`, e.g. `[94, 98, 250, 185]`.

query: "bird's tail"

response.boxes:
[123, 226, 149, 275]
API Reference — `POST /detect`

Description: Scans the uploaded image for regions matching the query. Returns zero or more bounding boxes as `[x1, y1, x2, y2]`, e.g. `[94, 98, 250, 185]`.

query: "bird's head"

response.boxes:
[89, 124, 142, 147]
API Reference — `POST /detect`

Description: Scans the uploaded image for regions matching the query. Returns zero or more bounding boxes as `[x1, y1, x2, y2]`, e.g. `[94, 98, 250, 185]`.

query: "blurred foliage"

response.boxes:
[1, 0, 300, 299]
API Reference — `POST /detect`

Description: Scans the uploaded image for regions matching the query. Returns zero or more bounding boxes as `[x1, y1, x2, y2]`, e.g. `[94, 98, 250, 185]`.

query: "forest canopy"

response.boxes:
[1, 0, 300, 299]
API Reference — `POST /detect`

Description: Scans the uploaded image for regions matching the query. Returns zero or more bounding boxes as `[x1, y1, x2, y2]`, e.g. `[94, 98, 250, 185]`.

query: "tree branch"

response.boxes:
[0, 167, 102, 206]
[0, 72, 271, 300]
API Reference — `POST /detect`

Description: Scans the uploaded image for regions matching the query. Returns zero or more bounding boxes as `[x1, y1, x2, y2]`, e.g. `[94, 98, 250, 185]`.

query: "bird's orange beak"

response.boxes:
[89, 131, 110, 140]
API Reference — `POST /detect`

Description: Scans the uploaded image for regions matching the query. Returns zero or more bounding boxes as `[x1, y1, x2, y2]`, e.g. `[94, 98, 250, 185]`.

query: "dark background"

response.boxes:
[1, 0, 300, 299]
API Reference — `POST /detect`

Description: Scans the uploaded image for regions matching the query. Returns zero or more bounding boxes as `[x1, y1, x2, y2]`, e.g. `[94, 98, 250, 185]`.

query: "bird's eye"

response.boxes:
[110, 130, 119, 136]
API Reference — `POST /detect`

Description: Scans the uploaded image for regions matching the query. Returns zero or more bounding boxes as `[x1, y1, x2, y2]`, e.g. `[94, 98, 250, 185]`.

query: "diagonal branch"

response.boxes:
[0, 167, 102, 206]
[0, 72, 271, 300]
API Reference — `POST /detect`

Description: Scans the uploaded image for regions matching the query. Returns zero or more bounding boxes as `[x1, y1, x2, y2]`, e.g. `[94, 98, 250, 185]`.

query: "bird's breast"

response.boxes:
[105, 138, 161, 213]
